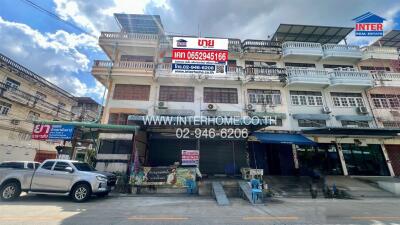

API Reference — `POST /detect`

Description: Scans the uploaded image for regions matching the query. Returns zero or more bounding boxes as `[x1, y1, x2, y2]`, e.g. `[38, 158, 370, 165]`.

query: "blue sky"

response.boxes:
[0, 0, 399, 104]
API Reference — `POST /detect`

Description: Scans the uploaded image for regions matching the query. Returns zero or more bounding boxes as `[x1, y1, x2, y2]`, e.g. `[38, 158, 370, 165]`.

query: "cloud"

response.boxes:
[0, 16, 103, 102]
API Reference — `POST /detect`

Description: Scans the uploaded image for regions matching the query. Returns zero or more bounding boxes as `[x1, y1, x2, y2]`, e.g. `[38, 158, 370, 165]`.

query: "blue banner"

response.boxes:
[48, 125, 74, 140]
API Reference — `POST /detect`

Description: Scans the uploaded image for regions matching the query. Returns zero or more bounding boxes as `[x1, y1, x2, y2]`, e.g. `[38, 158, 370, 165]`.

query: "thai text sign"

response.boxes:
[181, 150, 199, 165]
[172, 37, 228, 75]
[32, 124, 74, 140]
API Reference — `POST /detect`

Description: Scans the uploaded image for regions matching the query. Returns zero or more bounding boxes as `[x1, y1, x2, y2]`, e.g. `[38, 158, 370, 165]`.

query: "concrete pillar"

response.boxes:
[291, 144, 299, 169]
[336, 143, 349, 176]
[380, 143, 395, 177]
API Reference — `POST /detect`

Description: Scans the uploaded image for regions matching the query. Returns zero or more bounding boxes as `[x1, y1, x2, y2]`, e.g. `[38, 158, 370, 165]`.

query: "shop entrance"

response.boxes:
[296, 144, 343, 176]
[341, 144, 390, 176]
[249, 142, 295, 175]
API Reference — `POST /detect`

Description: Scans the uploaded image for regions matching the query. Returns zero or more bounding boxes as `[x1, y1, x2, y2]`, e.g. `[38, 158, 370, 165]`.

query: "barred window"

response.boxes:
[285, 62, 316, 68]
[371, 94, 400, 109]
[290, 91, 323, 106]
[248, 89, 281, 105]
[159, 86, 194, 102]
[341, 120, 369, 128]
[108, 113, 129, 125]
[204, 87, 238, 104]
[298, 119, 326, 127]
[113, 84, 150, 100]
[5, 78, 20, 89]
[382, 121, 400, 128]
[0, 101, 12, 115]
[331, 92, 364, 107]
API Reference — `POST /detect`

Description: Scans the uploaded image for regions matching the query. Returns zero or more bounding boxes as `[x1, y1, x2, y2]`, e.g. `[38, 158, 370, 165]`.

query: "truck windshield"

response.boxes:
[72, 162, 96, 171]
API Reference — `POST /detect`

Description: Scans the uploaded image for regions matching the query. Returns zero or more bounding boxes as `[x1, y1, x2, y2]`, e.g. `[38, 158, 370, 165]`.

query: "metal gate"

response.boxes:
[385, 145, 400, 176]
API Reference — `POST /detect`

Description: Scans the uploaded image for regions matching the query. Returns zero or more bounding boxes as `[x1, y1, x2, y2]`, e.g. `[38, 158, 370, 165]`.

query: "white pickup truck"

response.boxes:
[0, 159, 116, 202]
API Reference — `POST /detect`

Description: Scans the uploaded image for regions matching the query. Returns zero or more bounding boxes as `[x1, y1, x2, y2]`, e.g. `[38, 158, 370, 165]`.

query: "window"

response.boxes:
[341, 120, 369, 128]
[159, 86, 194, 102]
[331, 92, 364, 107]
[98, 140, 132, 154]
[371, 94, 400, 109]
[0, 101, 11, 115]
[290, 91, 323, 106]
[5, 78, 20, 89]
[298, 119, 326, 127]
[53, 162, 70, 171]
[360, 66, 390, 71]
[58, 102, 66, 109]
[27, 111, 40, 121]
[113, 84, 150, 100]
[41, 161, 55, 170]
[0, 162, 24, 169]
[270, 119, 283, 127]
[108, 113, 130, 125]
[323, 64, 354, 69]
[382, 121, 400, 128]
[27, 163, 34, 170]
[245, 61, 276, 67]
[285, 62, 315, 68]
[35, 91, 47, 100]
[204, 87, 238, 104]
[248, 89, 281, 105]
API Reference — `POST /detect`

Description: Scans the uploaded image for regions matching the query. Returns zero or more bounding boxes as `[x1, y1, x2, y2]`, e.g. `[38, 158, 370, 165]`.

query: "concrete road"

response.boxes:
[1, 195, 400, 225]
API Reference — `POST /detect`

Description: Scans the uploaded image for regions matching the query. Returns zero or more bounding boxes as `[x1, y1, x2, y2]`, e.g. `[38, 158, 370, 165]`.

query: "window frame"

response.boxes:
[290, 91, 324, 107]
[297, 119, 326, 128]
[204, 87, 238, 104]
[159, 86, 195, 102]
[248, 89, 281, 105]
[113, 84, 151, 101]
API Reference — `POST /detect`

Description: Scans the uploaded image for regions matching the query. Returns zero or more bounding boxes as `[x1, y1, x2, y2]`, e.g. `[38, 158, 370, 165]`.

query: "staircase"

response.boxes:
[263, 176, 321, 198]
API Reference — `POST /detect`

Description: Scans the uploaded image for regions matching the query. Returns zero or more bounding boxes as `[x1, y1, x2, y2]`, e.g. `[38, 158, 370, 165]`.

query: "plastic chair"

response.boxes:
[185, 179, 196, 194]
[250, 179, 263, 203]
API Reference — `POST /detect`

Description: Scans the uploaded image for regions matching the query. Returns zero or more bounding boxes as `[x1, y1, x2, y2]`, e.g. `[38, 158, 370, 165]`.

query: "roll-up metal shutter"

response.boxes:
[199, 140, 247, 175]
[148, 139, 197, 167]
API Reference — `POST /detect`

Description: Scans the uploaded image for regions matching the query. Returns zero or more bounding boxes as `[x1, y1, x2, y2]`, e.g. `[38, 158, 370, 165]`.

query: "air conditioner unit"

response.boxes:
[206, 103, 217, 111]
[158, 101, 167, 109]
[322, 106, 331, 114]
[356, 106, 368, 114]
[246, 104, 255, 111]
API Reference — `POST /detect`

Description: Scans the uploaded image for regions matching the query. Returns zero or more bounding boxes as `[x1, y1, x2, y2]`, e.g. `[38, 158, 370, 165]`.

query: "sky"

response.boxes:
[0, 0, 399, 104]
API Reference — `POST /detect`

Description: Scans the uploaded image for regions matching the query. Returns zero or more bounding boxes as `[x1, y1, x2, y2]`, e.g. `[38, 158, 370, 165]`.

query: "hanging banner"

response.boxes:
[181, 150, 199, 166]
[172, 37, 228, 75]
[32, 124, 74, 140]
[130, 166, 196, 187]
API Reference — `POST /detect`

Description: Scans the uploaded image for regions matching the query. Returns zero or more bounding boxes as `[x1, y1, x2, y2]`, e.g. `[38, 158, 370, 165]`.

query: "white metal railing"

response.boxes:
[330, 70, 371, 79]
[282, 41, 322, 49]
[371, 72, 400, 80]
[100, 32, 159, 40]
[93, 60, 154, 70]
[286, 68, 328, 78]
[322, 44, 360, 52]
[362, 46, 399, 55]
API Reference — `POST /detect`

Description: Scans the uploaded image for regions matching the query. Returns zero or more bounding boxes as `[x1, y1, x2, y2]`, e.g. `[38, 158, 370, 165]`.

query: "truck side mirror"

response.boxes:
[65, 167, 74, 173]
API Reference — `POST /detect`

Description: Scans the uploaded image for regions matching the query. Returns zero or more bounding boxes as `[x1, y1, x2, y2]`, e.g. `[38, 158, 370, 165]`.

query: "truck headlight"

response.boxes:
[96, 175, 107, 182]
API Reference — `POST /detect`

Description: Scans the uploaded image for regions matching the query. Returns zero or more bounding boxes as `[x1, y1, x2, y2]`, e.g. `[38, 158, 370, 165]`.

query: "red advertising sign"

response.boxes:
[31, 124, 51, 140]
[172, 49, 228, 62]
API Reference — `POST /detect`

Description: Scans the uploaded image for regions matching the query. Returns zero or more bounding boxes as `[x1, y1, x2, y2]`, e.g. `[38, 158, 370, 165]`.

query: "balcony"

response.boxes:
[242, 40, 281, 59]
[92, 60, 154, 84]
[361, 46, 399, 60]
[329, 70, 373, 88]
[244, 67, 286, 82]
[99, 32, 160, 58]
[155, 63, 244, 80]
[282, 41, 323, 60]
[372, 71, 400, 87]
[322, 44, 362, 61]
[0, 82, 74, 120]
[285, 68, 329, 87]
[228, 39, 242, 52]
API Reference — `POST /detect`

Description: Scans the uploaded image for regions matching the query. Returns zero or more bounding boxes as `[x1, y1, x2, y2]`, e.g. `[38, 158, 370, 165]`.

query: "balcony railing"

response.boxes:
[286, 68, 330, 86]
[372, 71, 400, 87]
[245, 67, 286, 76]
[282, 41, 323, 58]
[322, 44, 362, 59]
[329, 70, 373, 87]
[242, 40, 281, 54]
[93, 60, 155, 70]
[0, 82, 74, 120]
[99, 32, 159, 41]
[362, 46, 399, 60]
[228, 39, 242, 52]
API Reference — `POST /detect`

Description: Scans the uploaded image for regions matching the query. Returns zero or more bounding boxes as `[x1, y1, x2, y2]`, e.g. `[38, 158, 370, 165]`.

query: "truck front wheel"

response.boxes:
[0, 181, 21, 201]
[71, 183, 92, 202]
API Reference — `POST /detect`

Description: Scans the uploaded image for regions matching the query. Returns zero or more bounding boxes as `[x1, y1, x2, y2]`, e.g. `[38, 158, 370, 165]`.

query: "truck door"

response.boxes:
[50, 162, 75, 192]
[30, 161, 57, 191]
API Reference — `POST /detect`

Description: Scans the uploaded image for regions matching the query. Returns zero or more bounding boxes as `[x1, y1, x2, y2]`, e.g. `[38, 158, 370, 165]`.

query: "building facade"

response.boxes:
[0, 53, 77, 162]
[92, 14, 400, 177]
[72, 97, 102, 122]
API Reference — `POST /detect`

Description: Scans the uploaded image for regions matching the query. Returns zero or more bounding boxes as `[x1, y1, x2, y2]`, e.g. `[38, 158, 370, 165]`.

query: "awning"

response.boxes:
[292, 113, 330, 120]
[252, 132, 316, 145]
[302, 127, 400, 137]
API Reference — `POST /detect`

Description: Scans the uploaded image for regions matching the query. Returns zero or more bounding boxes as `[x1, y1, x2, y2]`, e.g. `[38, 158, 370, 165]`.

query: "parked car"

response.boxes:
[0, 161, 41, 170]
[0, 159, 117, 202]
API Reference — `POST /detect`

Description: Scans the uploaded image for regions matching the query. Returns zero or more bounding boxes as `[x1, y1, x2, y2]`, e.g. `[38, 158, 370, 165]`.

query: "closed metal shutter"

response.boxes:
[386, 145, 400, 176]
[148, 139, 197, 167]
[199, 140, 247, 175]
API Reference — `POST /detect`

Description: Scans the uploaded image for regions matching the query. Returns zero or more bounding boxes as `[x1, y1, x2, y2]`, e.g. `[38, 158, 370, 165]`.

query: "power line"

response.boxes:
[19, 0, 97, 38]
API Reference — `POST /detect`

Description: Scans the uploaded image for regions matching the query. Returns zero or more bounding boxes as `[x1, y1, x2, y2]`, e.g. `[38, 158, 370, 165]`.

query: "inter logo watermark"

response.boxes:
[353, 12, 385, 37]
